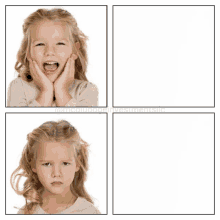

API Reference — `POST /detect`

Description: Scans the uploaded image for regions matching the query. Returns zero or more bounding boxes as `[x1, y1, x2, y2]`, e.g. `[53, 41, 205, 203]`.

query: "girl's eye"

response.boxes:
[57, 42, 65, 45]
[63, 162, 70, 166]
[36, 43, 45, 46]
[42, 163, 51, 167]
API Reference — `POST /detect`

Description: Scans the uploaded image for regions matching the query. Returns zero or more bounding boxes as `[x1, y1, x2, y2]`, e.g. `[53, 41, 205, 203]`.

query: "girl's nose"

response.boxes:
[51, 165, 62, 177]
[45, 45, 55, 56]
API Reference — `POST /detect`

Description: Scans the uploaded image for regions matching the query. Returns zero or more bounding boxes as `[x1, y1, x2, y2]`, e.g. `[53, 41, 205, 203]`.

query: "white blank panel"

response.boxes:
[114, 114, 214, 214]
[114, 6, 214, 107]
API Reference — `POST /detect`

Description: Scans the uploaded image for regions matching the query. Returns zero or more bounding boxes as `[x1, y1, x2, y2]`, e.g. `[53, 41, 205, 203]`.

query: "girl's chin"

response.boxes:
[47, 75, 60, 83]
[44, 70, 62, 83]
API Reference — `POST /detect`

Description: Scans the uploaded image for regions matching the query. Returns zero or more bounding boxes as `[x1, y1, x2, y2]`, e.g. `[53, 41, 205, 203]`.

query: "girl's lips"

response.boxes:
[51, 182, 63, 185]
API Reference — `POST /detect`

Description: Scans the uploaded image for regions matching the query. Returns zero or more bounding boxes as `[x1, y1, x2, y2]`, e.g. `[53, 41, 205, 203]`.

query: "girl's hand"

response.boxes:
[54, 54, 76, 93]
[28, 58, 54, 106]
[28, 59, 53, 93]
[54, 54, 77, 106]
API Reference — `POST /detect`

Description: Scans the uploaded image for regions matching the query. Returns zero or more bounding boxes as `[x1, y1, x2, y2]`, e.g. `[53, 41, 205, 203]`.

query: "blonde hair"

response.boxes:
[11, 120, 93, 214]
[15, 8, 88, 82]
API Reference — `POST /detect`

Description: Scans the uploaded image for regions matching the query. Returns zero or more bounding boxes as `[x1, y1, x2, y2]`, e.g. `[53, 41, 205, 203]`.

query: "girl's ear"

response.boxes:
[31, 160, 37, 173]
[75, 42, 80, 50]
[72, 42, 80, 60]
[76, 166, 80, 172]
[76, 155, 81, 172]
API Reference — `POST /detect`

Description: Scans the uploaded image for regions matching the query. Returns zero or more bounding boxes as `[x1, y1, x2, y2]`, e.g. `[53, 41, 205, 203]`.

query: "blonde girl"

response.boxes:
[10, 120, 100, 214]
[7, 8, 98, 107]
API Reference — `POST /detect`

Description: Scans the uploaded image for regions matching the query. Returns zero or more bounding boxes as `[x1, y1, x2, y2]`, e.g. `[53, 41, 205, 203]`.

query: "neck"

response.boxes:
[41, 189, 75, 206]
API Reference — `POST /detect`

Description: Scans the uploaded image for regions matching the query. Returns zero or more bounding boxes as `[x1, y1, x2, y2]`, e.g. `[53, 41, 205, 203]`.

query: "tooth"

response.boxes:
[45, 62, 57, 65]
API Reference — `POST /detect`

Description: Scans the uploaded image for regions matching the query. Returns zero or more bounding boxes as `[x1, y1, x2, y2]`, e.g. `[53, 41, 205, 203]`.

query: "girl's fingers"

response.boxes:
[26, 51, 31, 61]
[29, 59, 36, 77]
[30, 61, 44, 83]
[68, 56, 72, 69]
[70, 55, 75, 78]
[33, 61, 44, 77]
[63, 57, 71, 75]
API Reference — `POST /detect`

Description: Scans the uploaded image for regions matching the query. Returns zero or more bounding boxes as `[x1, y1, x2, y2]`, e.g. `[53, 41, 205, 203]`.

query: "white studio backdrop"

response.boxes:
[6, 113, 107, 214]
[6, 5, 107, 107]
[114, 113, 214, 214]
[114, 6, 214, 107]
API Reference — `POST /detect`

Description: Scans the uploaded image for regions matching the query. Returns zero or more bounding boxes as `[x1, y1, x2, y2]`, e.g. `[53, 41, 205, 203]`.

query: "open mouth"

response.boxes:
[43, 61, 60, 72]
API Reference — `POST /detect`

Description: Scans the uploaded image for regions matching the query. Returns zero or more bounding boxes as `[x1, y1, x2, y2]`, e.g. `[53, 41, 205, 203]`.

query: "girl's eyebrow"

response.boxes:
[39, 160, 52, 162]
[39, 159, 73, 162]
[32, 38, 69, 43]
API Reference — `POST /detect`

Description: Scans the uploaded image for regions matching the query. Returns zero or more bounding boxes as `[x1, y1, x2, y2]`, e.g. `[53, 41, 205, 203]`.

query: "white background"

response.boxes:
[6, 5, 107, 107]
[114, 6, 214, 107]
[114, 113, 214, 214]
[1, 0, 220, 220]
[6, 113, 107, 214]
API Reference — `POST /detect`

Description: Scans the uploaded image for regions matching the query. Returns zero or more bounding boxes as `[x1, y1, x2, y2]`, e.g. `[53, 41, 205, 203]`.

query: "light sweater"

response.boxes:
[7, 77, 98, 107]
[17, 197, 101, 214]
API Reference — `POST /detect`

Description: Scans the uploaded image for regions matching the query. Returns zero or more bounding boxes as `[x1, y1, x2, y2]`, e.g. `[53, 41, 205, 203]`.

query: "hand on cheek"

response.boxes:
[29, 59, 53, 92]
[54, 54, 77, 106]
[27, 56, 54, 106]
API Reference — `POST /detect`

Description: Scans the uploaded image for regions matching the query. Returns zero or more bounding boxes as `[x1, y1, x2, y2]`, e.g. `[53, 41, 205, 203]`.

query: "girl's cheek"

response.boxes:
[57, 47, 72, 58]
[58, 51, 67, 59]
[31, 48, 43, 60]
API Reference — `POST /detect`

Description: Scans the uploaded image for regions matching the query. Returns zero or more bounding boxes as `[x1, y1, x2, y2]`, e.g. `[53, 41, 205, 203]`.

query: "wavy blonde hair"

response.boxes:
[10, 120, 93, 214]
[15, 8, 88, 82]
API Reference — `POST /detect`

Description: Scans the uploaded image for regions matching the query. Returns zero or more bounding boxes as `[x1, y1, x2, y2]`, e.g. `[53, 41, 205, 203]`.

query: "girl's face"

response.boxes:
[30, 20, 78, 83]
[32, 141, 79, 196]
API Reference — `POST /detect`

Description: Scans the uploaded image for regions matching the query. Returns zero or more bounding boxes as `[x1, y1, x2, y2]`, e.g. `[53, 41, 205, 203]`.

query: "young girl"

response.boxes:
[7, 8, 98, 107]
[10, 120, 100, 214]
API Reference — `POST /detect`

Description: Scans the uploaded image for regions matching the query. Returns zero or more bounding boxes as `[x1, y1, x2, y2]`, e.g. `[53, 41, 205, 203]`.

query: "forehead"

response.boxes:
[30, 20, 70, 41]
[37, 141, 75, 160]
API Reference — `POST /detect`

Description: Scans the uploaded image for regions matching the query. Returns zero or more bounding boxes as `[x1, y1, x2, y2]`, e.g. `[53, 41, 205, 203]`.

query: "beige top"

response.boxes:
[17, 197, 101, 214]
[7, 77, 98, 107]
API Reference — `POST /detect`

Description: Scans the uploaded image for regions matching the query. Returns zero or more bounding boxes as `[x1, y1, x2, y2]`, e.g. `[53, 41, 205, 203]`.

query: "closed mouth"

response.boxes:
[51, 181, 63, 184]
